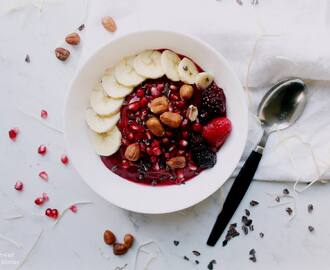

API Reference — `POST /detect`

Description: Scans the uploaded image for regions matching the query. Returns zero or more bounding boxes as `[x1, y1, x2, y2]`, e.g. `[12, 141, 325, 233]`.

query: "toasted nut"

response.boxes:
[102, 16, 117, 32]
[104, 230, 116, 245]
[146, 117, 165, 137]
[113, 243, 128, 255]
[186, 105, 198, 121]
[160, 112, 182, 128]
[149, 96, 169, 114]
[166, 156, 186, 169]
[65, 32, 80, 45]
[123, 234, 134, 248]
[124, 143, 140, 161]
[55, 47, 70, 61]
[180, 84, 194, 100]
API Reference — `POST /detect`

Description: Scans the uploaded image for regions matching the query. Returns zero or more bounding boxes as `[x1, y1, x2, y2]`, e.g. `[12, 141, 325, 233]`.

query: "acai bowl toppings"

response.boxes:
[85, 49, 232, 186]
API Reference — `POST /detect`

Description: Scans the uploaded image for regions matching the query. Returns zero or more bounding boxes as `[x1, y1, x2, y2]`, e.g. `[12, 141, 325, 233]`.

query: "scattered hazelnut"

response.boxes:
[113, 243, 128, 255]
[186, 105, 198, 121]
[160, 112, 182, 128]
[102, 16, 117, 32]
[180, 84, 194, 100]
[146, 117, 165, 137]
[55, 47, 70, 61]
[166, 156, 186, 169]
[149, 96, 169, 114]
[65, 32, 80, 45]
[104, 230, 116, 245]
[124, 143, 140, 161]
[123, 234, 134, 248]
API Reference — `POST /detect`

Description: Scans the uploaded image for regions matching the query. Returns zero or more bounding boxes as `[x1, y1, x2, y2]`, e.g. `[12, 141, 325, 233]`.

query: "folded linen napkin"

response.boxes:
[81, 0, 330, 183]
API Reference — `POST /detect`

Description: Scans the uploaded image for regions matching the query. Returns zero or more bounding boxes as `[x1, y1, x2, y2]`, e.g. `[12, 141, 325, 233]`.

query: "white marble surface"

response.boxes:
[1, 1, 330, 269]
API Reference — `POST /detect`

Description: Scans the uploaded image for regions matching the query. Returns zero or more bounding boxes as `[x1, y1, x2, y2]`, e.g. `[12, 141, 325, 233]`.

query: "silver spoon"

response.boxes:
[207, 78, 308, 246]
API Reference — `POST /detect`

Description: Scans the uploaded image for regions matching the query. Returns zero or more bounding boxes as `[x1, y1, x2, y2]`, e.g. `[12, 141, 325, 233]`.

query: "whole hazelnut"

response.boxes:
[102, 16, 117, 32]
[124, 143, 140, 161]
[55, 47, 70, 61]
[180, 84, 194, 100]
[113, 243, 128, 255]
[146, 117, 165, 137]
[103, 230, 116, 245]
[65, 32, 80, 45]
[123, 234, 134, 248]
[166, 156, 186, 169]
[149, 96, 169, 114]
[160, 112, 182, 128]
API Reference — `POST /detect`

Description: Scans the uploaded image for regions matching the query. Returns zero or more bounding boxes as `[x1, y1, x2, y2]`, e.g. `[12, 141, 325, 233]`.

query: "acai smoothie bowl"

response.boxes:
[64, 30, 248, 214]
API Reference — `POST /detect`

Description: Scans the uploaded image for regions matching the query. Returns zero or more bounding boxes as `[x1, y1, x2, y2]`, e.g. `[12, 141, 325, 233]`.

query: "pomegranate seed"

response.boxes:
[165, 131, 174, 137]
[39, 171, 48, 181]
[156, 83, 164, 91]
[146, 131, 153, 140]
[181, 119, 189, 129]
[177, 149, 185, 156]
[179, 140, 188, 147]
[152, 147, 162, 156]
[122, 160, 129, 169]
[151, 140, 160, 147]
[189, 163, 197, 171]
[170, 85, 177, 90]
[60, 154, 69, 165]
[45, 208, 52, 217]
[170, 94, 179, 101]
[150, 156, 158, 163]
[151, 87, 161, 97]
[139, 143, 146, 152]
[162, 137, 169, 144]
[51, 209, 59, 219]
[130, 123, 145, 133]
[168, 145, 176, 152]
[127, 133, 134, 140]
[136, 89, 145, 97]
[140, 97, 149, 107]
[42, 192, 49, 201]
[8, 128, 19, 141]
[128, 102, 140, 112]
[34, 197, 44, 205]
[146, 147, 154, 156]
[38, 145, 47, 155]
[176, 101, 185, 108]
[153, 162, 160, 171]
[69, 205, 78, 213]
[129, 96, 140, 104]
[121, 138, 130, 145]
[40, 109, 48, 119]
[14, 181, 24, 191]
[192, 122, 202, 132]
[176, 169, 184, 179]
[168, 104, 173, 112]
[165, 152, 170, 159]
[182, 131, 189, 139]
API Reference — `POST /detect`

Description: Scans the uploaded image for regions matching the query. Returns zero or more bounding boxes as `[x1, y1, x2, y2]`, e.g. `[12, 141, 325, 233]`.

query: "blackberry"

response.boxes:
[191, 144, 217, 169]
[189, 133, 205, 149]
[200, 83, 226, 123]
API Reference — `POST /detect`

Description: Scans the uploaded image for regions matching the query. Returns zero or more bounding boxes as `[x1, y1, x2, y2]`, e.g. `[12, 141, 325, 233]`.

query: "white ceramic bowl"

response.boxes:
[64, 30, 248, 214]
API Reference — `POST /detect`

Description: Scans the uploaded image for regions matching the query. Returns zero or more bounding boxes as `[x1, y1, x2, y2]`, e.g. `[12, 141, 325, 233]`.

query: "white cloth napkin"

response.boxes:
[81, 0, 330, 183]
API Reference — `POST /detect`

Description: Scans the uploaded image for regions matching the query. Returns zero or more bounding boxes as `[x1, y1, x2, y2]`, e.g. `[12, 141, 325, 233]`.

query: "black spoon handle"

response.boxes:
[207, 149, 263, 246]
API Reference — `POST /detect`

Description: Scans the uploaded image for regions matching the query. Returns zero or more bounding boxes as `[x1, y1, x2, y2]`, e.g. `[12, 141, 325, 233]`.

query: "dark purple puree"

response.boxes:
[101, 53, 227, 186]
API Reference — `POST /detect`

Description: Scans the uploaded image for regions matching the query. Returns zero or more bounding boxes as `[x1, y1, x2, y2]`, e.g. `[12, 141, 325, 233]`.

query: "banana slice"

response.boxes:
[133, 50, 164, 79]
[90, 126, 122, 156]
[114, 56, 145, 87]
[101, 71, 134, 99]
[178, 57, 198, 84]
[161, 50, 181, 81]
[85, 108, 120, 133]
[195, 72, 214, 89]
[90, 83, 124, 116]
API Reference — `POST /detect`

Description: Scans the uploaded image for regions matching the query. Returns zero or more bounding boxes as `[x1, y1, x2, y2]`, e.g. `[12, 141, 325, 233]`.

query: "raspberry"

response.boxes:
[200, 83, 226, 123]
[191, 144, 217, 169]
[202, 117, 232, 148]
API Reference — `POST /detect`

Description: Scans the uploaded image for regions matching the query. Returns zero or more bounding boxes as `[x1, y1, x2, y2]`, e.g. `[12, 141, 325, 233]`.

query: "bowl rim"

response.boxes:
[64, 29, 248, 214]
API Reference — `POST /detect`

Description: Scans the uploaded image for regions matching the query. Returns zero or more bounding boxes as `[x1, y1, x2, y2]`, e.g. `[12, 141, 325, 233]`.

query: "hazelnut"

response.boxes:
[180, 84, 194, 100]
[65, 32, 80, 45]
[102, 16, 117, 32]
[113, 243, 128, 255]
[103, 230, 116, 245]
[160, 112, 182, 128]
[55, 47, 70, 61]
[186, 105, 198, 121]
[124, 143, 140, 161]
[123, 234, 134, 248]
[149, 96, 169, 114]
[146, 117, 165, 137]
[166, 156, 186, 169]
